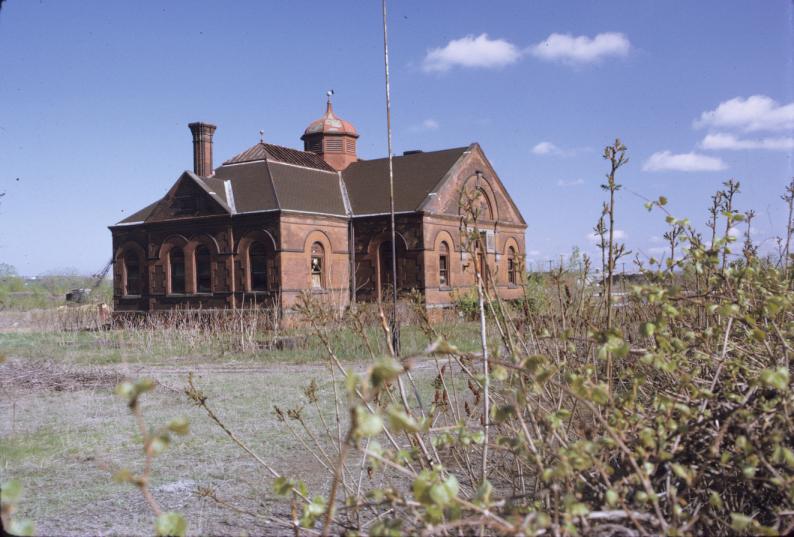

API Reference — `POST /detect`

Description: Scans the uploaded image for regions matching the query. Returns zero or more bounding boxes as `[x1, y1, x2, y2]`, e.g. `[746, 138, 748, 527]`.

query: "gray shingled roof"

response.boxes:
[223, 142, 334, 171]
[342, 147, 468, 215]
[115, 144, 471, 225]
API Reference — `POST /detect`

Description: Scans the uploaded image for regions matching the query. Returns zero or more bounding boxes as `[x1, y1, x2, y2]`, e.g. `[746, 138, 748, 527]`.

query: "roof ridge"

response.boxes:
[222, 141, 334, 171]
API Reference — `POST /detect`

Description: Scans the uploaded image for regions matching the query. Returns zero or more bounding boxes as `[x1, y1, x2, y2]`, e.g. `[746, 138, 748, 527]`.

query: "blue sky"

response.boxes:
[0, 1, 791, 275]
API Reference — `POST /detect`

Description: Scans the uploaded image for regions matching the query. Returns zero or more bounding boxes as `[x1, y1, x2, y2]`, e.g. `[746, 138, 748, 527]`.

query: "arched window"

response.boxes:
[250, 242, 268, 292]
[508, 246, 517, 285]
[195, 245, 212, 293]
[439, 241, 450, 288]
[476, 189, 494, 221]
[124, 250, 141, 296]
[169, 248, 185, 294]
[310, 242, 324, 289]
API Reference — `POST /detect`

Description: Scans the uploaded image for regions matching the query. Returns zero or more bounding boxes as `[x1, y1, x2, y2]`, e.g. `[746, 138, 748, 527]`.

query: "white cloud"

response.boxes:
[700, 132, 794, 151]
[409, 118, 440, 132]
[587, 229, 627, 243]
[422, 34, 521, 73]
[532, 141, 560, 155]
[532, 141, 585, 157]
[529, 32, 630, 64]
[648, 246, 668, 254]
[642, 150, 727, 172]
[557, 178, 584, 187]
[694, 95, 794, 132]
[527, 250, 541, 257]
[422, 119, 439, 130]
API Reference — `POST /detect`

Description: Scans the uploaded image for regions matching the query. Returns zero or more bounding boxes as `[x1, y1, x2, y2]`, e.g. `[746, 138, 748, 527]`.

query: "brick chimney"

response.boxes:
[188, 122, 217, 177]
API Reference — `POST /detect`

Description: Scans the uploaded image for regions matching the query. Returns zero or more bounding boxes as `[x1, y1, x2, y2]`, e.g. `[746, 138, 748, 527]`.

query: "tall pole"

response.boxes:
[382, 0, 399, 354]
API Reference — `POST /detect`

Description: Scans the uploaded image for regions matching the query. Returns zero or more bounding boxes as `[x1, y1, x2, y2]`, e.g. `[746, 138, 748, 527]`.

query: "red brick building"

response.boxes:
[110, 99, 527, 317]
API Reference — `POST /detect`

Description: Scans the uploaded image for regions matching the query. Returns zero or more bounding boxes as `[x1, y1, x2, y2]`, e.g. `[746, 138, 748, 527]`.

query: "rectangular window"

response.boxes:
[508, 258, 516, 285]
[439, 255, 448, 287]
[311, 256, 323, 288]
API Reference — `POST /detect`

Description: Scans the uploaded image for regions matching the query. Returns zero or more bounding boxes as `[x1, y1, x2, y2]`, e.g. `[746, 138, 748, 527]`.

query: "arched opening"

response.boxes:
[378, 239, 406, 300]
[310, 242, 325, 289]
[507, 246, 517, 285]
[169, 248, 185, 294]
[439, 241, 450, 288]
[249, 242, 269, 292]
[124, 250, 142, 296]
[475, 188, 494, 221]
[195, 245, 212, 293]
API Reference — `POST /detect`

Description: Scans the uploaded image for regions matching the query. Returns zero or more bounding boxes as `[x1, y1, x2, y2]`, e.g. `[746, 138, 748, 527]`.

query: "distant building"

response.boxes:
[109, 98, 526, 317]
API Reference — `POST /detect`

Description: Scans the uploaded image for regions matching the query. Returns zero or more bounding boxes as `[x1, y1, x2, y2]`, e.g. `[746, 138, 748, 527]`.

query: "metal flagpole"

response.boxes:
[381, 0, 399, 354]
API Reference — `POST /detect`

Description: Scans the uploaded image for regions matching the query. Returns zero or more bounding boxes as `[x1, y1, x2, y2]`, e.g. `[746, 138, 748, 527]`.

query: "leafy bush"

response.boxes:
[111, 146, 794, 536]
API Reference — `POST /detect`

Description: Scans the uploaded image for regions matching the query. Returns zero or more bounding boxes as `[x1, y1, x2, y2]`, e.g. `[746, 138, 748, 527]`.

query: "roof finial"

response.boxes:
[259, 129, 264, 143]
[326, 89, 335, 114]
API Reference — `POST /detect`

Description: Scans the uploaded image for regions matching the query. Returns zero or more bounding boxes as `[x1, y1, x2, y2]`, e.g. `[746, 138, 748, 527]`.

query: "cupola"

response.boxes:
[301, 94, 359, 171]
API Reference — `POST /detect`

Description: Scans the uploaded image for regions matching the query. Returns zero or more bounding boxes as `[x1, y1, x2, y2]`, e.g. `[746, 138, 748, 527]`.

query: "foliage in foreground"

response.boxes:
[109, 146, 793, 536]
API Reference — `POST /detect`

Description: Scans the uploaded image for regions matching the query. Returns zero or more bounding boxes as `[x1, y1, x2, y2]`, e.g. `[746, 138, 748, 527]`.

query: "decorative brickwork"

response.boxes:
[110, 104, 527, 318]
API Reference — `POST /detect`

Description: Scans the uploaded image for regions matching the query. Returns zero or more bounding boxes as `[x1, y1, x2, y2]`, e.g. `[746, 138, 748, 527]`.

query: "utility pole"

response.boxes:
[381, 0, 399, 354]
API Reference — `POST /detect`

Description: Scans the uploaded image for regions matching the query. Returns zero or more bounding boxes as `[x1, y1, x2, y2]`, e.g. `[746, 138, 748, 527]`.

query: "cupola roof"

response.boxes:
[302, 96, 358, 139]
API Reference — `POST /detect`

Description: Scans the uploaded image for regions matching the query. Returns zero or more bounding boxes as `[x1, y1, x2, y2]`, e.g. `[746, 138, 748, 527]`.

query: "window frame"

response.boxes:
[123, 250, 142, 297]
[438, 241, 450, 289]
[310, 242, 325, 290]
[249, 241, 269, 292]
[507, 246, 517, 286]
[194, 245, 212, 294]
[168, 247, 186, 295]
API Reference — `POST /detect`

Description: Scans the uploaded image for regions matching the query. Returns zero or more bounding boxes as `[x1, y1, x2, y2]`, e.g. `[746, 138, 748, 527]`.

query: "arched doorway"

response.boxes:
[378, 239, 406, 301]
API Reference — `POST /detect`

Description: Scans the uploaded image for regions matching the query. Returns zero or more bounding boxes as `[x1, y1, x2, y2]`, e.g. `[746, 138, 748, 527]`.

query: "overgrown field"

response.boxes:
[2, 144, 794, 536]
[0, 316, 484, 536]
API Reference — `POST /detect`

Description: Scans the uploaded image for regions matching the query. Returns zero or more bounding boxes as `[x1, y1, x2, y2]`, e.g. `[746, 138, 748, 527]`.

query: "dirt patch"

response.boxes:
[0, 358, 124, 392]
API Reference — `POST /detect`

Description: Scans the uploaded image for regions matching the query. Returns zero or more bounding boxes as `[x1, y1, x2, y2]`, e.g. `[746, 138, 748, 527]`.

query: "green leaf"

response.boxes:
[344, 372, 361, 394]
[671, 463, 693, 486]
[591, 384, 610, 405]
[114, 381, 135, 399]
[148, 434, 170, 456]
[300, 496, 327, 528]
[605, 489, 618, 507]
[354, 406, 383, 438]
[166, 417, 190, 436]
[658, 195, 668, 206]
[641, 322, 656, 338]
[492, 365, 508, 381]
[273, 476, 294, 496]
[8, 519, 35, 537]
[386, 407, 420, 433]
[112, 469, 134, 483]
[155, 512, 187, 537]
[429, 483, 452, 507]
[730, 513, 753, 532]
[370, 358, 404, 390]
[1, 479, 23, 505]
[474, 480, 493, 506]
[426, 337, 459, 355]
[759, 368, 789, 391]
[442, 475, 459, 502]
[134, 378, 156, 394]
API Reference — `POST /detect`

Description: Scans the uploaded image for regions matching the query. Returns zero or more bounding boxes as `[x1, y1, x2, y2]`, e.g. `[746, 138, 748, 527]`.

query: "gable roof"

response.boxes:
[113, 142, 521, 226]
[341, 146, 469, 215]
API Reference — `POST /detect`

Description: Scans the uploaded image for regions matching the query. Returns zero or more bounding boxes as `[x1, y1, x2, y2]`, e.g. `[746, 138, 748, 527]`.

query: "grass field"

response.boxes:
[0, 316, 480, 536]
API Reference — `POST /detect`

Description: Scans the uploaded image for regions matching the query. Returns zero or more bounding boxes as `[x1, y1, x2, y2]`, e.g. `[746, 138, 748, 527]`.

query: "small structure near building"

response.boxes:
[109, 97, 527, 319]
[65, 288, 91, 303]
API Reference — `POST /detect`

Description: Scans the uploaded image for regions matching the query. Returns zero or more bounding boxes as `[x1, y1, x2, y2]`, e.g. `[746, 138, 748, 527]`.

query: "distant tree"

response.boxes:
[0, 263, 17, 277]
